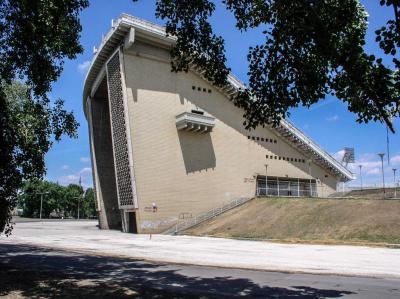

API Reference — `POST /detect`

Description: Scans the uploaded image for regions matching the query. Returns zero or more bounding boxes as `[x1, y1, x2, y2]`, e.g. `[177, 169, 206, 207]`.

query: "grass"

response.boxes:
[183, 197, 400, 246]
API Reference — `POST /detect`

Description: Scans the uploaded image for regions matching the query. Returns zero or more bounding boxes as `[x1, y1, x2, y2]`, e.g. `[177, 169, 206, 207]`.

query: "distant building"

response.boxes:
[83, 15, 354, 234]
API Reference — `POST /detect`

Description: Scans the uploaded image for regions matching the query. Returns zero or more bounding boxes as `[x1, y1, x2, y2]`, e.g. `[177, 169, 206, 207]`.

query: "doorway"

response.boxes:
[128, 212, 138, 233]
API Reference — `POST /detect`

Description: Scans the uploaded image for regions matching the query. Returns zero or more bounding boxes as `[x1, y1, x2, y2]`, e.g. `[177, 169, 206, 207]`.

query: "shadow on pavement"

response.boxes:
[0, 243, 354, 298]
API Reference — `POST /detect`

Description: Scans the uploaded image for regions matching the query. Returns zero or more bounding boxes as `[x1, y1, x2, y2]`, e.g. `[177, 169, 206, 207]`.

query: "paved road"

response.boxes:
[2, 221, 400, 279]
[1, 243, 400, 298]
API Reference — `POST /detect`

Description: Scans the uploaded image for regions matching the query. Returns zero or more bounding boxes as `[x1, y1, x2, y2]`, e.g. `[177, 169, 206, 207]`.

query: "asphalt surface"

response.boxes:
[1, 243, 399, 298]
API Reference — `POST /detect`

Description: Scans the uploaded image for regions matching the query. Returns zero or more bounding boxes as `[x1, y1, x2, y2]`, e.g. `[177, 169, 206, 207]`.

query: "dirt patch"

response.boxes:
[183, 198, 400, 245]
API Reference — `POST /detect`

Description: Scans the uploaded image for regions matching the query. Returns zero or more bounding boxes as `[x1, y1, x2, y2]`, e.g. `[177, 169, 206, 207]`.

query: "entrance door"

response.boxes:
[128, 212, 138, 233]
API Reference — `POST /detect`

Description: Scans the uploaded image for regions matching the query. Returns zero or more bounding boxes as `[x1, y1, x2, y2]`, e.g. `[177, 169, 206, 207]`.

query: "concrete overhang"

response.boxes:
[176, 112, 215, 132]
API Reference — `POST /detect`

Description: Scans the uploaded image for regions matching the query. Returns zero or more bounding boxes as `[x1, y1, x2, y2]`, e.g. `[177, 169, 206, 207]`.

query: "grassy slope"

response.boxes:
[183, 198, 400, 244]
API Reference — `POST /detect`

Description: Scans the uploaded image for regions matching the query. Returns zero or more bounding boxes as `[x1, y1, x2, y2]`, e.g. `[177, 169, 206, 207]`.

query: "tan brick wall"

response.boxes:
[122, 41, 338, 233]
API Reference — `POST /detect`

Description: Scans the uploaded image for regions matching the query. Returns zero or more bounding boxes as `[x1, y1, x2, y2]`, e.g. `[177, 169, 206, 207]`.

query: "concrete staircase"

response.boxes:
[163, 197, 252, 235]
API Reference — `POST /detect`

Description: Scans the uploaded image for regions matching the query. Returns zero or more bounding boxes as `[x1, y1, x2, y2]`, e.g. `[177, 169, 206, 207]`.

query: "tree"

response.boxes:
[18, 180, 63, 218]
[17, 180, 97, 219]
[137, 0, 400, 131]
[64, 183, 84, 218]
[82, 188, 96, 218]
[0, 0, 89, 235]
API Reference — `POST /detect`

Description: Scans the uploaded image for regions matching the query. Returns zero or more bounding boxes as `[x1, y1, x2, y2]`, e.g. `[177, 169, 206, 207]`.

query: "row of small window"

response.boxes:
[192, 85, 212, 93]
[248, 136, 277, 143]
[266, 155, 306, 163]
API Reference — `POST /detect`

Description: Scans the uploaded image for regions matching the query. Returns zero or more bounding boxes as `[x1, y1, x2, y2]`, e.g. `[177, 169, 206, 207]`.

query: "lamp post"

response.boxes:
[74, 195, 83, 220]
[308, 159, 312, 197]
[393, 168, 397, 198]
[36, 191, 50, 220]
[377, 153, 385, 198]
[265, 164, 268, 196]
[359, 165, 363, 190]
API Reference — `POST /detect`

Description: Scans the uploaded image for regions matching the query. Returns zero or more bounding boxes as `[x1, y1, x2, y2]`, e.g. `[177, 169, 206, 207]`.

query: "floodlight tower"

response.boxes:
[341, 148, 355, 168]
[340, 148, 355, 193]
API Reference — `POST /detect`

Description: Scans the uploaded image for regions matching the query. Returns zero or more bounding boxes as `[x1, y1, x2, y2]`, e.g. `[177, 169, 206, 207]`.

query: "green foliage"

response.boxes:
[18, 180, 96, 219]
[141, 0, 400, 131]
[154, 0, 230, 87]
[0, 0, 89, 235]
[19, 180, 64, 218]
[83, 188, 96, 218]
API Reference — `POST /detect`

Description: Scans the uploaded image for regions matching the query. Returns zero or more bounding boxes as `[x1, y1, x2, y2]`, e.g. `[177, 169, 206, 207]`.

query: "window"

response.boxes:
[256, 137, 260, 141]
[191, 109, 204, 115]
[274, 140, 277, 143]
[248, 136, 250, 139]
[291, 158, 294, 162]
[269, 139, 273, 143]
[261, 138, 264, 142]
[274, 156, 277, 159]
[252, 136, 255, 140]
[266, 155, 269, 159]
[279, 157, 281, 160]
[192, 86, 196, 90]
[270, 155, 274, 159]
[282, 157, 285, 161]
[208, 89, 212, 93]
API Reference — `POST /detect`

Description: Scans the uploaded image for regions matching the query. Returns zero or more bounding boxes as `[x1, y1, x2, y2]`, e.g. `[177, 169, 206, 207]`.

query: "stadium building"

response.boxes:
[83, 15, 354, 233]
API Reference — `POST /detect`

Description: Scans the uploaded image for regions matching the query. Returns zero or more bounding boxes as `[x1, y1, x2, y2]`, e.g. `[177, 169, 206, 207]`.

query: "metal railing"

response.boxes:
[163, 197, 252, 235]
[279, 120, 354, 180]
[256, 178, 318, 197]
[256, 187, 318, 197]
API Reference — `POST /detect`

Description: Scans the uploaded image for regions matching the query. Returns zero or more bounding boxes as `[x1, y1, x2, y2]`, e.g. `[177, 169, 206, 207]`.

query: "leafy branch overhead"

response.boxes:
[136, 0, 400, 131]
[0, 0, 88, 235]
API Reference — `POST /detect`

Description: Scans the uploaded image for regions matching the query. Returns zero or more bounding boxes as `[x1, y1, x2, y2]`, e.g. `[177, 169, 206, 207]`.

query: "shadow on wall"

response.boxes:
[177, 130, 216, 174]
[91, 96, 122, 230]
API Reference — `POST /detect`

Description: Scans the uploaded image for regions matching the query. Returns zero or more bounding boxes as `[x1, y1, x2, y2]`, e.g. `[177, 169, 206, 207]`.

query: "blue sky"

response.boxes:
[46, 0, 399, 189]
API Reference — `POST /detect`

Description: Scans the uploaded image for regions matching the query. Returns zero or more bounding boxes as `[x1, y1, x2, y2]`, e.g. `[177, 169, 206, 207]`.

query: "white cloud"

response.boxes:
[80, 167, 92, 174]
[58, 174, 80, 185]
[391, 155, 400, 165]
[80, 156, 90, 163]
[78, 60, 91, 74]
[326, 115, 338, 122]
[61, 165, 69, 170]
[309, 98, 335, 111]
[332, 149, 345, 161]
[57, 171, 92, 189]
[366, 168, 380, 175]
[333, 151, 384, 177]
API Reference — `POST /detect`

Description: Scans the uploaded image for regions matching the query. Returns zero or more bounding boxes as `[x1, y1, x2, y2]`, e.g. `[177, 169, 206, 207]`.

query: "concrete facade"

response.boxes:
[83, 15, 354, 233]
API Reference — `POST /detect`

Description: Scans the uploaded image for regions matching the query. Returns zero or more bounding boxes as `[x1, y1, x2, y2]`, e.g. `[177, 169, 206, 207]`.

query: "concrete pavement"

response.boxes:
[2, 220, 400, 279]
